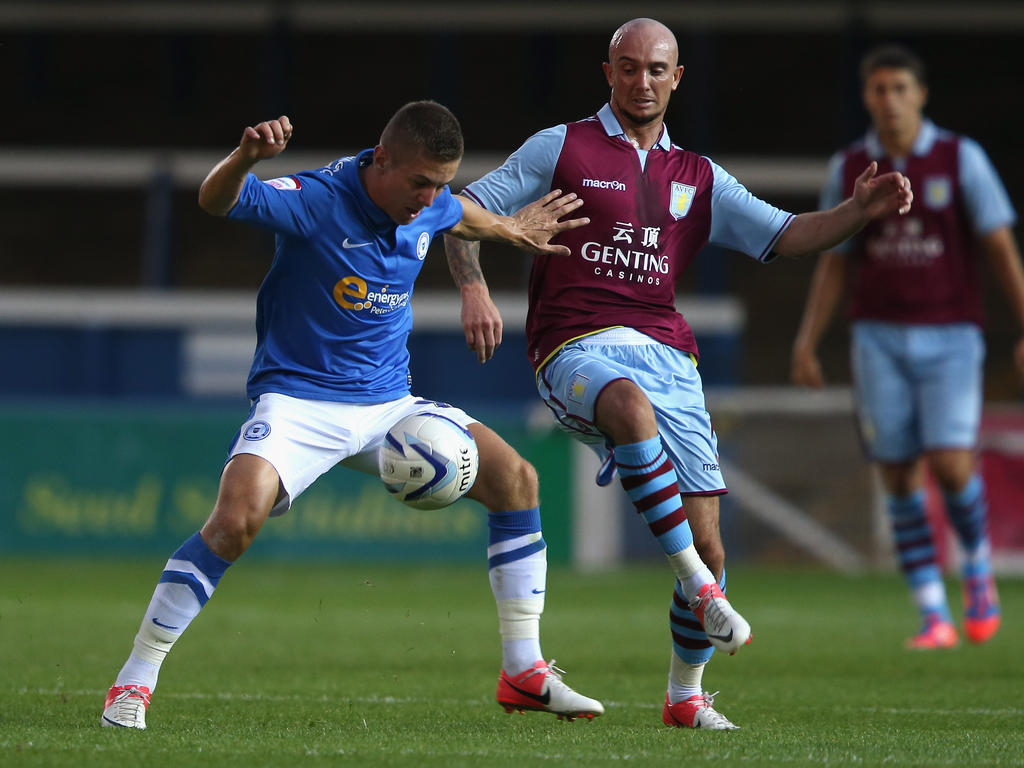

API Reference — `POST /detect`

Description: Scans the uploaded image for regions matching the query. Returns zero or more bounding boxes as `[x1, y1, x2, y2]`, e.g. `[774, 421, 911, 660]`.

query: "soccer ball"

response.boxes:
[378, 412, 479, 510]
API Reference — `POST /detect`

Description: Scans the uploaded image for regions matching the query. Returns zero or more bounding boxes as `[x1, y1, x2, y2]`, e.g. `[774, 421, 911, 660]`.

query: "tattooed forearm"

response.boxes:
[443, 234, 485, 287]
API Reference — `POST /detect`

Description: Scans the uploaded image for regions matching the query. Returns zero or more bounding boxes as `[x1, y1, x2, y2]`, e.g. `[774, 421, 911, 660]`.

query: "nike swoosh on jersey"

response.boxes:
[505, 680, 552, 706]
[151, 617, 179, 630]
[342, 237, 372, 249]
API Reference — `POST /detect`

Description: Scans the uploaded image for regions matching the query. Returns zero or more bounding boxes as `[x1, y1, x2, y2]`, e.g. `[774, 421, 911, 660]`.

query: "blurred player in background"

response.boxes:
[444, 18, 912, 729]
[101, 101, 605, 730]
[792, 45, 1024, 649]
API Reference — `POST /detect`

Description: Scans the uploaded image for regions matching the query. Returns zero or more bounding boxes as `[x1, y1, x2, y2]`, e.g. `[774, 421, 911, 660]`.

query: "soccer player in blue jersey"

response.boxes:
[792, 45, 1024, 650]
[445, 19, 913, 729]
[101, 101, 605, 730]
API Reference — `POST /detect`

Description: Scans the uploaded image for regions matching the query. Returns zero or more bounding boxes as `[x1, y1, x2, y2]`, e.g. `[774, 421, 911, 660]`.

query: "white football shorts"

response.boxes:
[227, 392, 476, 516]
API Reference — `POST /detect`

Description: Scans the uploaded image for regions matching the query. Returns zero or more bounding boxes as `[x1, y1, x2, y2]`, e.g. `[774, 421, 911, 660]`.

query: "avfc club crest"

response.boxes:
[923, 176, 952, 210]
[670, 182, 696, 220]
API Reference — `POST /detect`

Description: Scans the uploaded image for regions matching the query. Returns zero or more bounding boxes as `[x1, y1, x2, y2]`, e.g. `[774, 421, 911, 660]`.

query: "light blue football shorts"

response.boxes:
[851, 321, 985, 462]
[537, 328, 726, 494]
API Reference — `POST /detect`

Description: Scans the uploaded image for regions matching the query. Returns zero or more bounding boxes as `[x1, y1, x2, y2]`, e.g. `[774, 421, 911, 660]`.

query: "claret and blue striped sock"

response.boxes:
[487, 508, 547, 675]
[944, 474, 991, 571]
[889, 491, 952, 625]
[115, 531, 231, 691]
[615, 437, 715, 596]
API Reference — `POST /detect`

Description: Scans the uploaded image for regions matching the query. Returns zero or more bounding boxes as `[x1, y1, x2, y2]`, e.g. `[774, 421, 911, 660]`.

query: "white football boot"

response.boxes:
[688, 582, 752, 654]
[100, 684, 151, 729]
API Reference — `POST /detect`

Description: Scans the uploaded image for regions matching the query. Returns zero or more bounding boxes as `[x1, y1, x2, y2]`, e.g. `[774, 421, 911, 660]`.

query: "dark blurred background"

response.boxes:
[2, 0, 1024, 392]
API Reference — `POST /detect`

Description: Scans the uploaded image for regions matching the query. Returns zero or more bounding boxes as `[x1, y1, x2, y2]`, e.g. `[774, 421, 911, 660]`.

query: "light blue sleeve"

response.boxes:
[227, 168, 334, 238]
[707, 160, 795, 263]
[461, 126, 567, 216]
[819, 152, 851, 253]
[959, 137, 1017, 235]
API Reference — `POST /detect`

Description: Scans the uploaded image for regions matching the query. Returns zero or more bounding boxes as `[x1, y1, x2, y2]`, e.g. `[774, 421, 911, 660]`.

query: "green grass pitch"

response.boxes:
[2, 559, 1022, 767]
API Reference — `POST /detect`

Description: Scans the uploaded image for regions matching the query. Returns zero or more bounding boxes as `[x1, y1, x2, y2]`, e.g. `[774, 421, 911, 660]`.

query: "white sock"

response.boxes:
[487, 510, 547, 675]
[668, 653, 706, 704]
[490, 549, 546, 674]
[496, 597, 545, 674]
[113, 533, 230, 692]
[115, 581, 204, 691]
[666, 546, 715, 600]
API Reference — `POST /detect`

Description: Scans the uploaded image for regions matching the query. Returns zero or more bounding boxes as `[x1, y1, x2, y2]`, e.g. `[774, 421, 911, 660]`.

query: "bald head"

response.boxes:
[608, 18, 678, 67]
[603, 18, 683, 138]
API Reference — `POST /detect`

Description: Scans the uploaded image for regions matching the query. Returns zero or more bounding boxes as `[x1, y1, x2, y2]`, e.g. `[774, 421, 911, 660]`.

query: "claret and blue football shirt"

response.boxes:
[821, 118, 1017, 325]
[228, 149, 463, 402]
[463, 104, 794, 369]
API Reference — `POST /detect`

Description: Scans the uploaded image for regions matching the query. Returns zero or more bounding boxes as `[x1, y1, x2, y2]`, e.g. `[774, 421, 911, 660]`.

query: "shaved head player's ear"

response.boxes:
[373, 144, 391, 169]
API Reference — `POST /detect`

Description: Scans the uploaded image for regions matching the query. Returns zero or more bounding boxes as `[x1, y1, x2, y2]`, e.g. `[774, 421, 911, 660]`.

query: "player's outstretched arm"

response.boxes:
[449, 190, 590, 255]
[199, 116, 294, 216]
[774, 162, 913, 258]
[443, 234, 502, 364]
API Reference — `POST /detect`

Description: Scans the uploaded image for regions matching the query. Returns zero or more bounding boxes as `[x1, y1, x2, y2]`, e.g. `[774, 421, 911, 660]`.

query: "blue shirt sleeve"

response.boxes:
[227, 169, 336, 238]
[707, 160, 795, 263]
[959, 137, 1017, 236]
[435, 187, 465, 232]
[461, 126, 567, 215]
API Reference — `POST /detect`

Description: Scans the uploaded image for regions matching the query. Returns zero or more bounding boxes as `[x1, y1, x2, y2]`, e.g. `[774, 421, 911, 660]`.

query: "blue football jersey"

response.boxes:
[227, 149, 464, 403]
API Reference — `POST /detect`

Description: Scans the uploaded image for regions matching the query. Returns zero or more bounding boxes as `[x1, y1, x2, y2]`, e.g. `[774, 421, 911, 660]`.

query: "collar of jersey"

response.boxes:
[865, 117, 937, 161]
[345, 147, 395, 233]
[597, 102, 672, 151]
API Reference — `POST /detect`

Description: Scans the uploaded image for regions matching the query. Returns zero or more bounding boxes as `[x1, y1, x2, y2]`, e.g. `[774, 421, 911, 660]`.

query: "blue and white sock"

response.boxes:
[944, 474, 991, 572]
[115, 532, 231, 690]
[487, 508, 546, 675]
[889, 491, 951, 624]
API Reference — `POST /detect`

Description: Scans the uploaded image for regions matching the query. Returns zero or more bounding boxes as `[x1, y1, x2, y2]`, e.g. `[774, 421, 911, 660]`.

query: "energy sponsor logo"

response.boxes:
[333, 276, 410, 315]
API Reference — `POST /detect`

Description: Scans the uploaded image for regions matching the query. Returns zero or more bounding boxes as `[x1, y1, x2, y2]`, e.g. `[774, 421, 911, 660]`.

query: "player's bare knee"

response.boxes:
[511, 456, 539, 506]
[595, 380, 658, 443]
[203, 497, 267, 560]
[471, 453, 538, 511]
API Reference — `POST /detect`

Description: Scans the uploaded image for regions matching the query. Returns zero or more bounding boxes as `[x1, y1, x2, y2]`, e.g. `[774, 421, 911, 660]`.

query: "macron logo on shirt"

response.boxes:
[582, 178, 627, 191]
